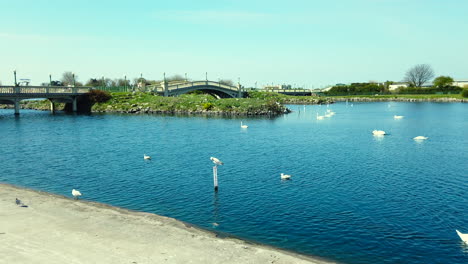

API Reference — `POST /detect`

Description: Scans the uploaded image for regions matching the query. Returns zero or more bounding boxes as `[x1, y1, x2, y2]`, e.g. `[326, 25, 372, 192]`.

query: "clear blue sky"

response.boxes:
[1, 0, 467, 88]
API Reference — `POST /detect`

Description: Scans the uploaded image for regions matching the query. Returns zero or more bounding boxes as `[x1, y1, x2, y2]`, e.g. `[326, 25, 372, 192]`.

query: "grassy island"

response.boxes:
[92, 92, 292, 115]
[15, 91, 334, 115]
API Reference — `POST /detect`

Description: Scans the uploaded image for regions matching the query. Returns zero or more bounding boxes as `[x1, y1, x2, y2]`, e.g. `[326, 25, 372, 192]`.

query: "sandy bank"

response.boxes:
[0, 184, 336, 264]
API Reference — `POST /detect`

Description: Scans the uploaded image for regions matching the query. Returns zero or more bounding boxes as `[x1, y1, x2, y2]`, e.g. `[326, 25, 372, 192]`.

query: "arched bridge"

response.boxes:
[0, 86, 91, 115]
[147, 81, 245, 98]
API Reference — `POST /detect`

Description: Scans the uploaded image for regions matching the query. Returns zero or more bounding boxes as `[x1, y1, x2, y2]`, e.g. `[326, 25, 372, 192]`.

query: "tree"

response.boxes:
[86, 78, 103, 87]
[116, 78, 129, 86]
[219, 79, 234, 86]
[433, 76, 454, 88]
[61, 71, 77, 86]
[403, 64, 435, 87]
[166, 74, 185, 82]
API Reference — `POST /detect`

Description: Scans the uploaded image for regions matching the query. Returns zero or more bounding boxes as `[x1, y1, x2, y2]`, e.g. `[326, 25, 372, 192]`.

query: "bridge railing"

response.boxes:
[145, 81, 240, 94]
[167, 81, 239, 92]
[0, 86, 91, 94]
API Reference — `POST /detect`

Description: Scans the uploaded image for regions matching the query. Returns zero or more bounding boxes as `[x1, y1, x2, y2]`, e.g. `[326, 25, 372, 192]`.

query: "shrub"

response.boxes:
[203, 102, 214, 110]
[461, 89, 468, 98]
[87, 89, 112, 103]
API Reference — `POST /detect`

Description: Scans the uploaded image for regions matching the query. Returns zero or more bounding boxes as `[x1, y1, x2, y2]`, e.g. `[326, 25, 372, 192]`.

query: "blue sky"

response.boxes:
[1, 0, 467, 87]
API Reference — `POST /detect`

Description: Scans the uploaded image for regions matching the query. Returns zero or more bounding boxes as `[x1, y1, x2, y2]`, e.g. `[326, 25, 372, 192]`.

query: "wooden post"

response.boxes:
[213, 166, 218, 191]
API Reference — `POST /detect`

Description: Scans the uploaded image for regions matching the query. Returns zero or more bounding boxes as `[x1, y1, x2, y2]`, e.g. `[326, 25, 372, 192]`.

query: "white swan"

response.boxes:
[144, 154, 151, 160]
[413, 136, 428, 140]
[210, 157, 224, 166]
[280, 173, 292, 180]
[456, 230, 468, 243]
[241, 121, 248, 128]
[394, 115, 404, 119]
[372, 130, 386, 136]
[72, 189, 82, 200]
[316, 113, 324, 120]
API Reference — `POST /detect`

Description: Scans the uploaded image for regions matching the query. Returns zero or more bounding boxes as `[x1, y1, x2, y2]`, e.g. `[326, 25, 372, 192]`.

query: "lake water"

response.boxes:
[1, 102, 467, 264]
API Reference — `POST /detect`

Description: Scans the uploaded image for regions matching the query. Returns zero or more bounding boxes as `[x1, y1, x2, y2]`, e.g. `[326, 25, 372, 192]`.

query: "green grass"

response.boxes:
[92, 92, 289, 115]
[247, 91, 331, 104]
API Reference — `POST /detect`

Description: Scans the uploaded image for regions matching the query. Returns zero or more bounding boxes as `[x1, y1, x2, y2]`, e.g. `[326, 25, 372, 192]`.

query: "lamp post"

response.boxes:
[72, 73, 76, 86]
[49, 74, 52, 86]
[205, 72, 208, 81]
[124, 75, 127, 89]
[14, 70, 17, 86]
[185, 73, 187, 82]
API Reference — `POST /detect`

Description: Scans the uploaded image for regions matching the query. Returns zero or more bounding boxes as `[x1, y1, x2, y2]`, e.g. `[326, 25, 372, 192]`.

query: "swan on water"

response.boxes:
[241, 121, 248, 128]
[280, 173, 292, 180]
[72, 189, 82, 200]
[394, 115, 404, 119]
[372, 130, 386, 136]
[413, 136, 428, 140]
[456, 230, 468, 243]
[210, 157, 224, 166]
[144, 154, 151, 160]
[316, 113, 324, 120]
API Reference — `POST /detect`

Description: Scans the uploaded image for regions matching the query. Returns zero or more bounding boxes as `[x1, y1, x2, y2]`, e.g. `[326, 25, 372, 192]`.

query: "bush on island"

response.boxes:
[87, 89, 112, 103]
[203, 102, 214, 110]
[461, 88, 468, 98]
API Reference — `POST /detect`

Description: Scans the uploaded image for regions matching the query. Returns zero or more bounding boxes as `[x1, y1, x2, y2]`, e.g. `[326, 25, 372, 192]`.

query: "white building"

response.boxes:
[452, 80, 468, 88]
[388, 82, 408, 90]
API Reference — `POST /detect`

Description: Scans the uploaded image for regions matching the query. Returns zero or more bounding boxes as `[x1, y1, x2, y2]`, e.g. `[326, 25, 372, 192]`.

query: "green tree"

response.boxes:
[404, 64, 435, 87]
[462, 89, 468, 98]
[433, 76, 454, 88]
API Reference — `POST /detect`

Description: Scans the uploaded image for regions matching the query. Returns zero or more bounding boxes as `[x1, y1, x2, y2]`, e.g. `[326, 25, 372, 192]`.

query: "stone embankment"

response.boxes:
[94, 105, 291, 116]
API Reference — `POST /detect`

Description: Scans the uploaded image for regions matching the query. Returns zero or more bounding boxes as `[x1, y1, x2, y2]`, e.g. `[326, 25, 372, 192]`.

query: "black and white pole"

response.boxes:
[210, 157, 223, 191]
[213, 165, 219, 191]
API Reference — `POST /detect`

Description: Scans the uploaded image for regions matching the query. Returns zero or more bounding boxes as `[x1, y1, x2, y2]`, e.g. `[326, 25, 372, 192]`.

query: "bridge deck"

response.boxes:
[0, 86, 90, 98]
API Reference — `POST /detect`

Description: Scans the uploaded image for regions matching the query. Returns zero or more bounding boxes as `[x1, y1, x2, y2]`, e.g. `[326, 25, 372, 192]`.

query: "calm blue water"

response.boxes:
[1, 102, 467, 264]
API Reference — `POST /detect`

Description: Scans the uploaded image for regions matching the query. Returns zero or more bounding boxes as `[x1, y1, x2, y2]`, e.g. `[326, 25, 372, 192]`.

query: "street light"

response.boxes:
[13, 70, 17, 86]
[49, 74, 52, 86]
[72, 73, 76, 86]
[205, 72, 208, 81]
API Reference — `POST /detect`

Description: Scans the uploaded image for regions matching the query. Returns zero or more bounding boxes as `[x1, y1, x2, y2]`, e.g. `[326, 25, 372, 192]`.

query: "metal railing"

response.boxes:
[147, 81, 240, 93]
[0, 86, 90, 94]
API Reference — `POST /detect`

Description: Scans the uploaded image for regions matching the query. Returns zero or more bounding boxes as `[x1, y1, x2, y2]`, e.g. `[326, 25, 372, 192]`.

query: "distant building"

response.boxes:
[452, 80, 468, 88]
[389, 82, 409, 90]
